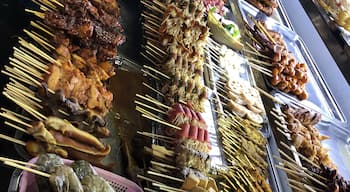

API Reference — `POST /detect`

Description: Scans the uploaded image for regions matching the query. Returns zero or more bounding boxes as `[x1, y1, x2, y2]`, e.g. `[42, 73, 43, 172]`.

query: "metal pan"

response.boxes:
[273, 93, 350, 180]
[239, 1, 347, 126]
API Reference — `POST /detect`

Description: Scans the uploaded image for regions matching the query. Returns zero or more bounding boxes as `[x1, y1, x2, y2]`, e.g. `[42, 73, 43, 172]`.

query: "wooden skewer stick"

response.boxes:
[140, 0, 164, 14]
[144, 188, 158, 192]
[248, 15, 276, 44]
[4, 161, 50, 178]
[244, 42, 259, 55]
[137, 174, 163, 185]
[269, 110, 286, 123]
[23, 29, 54, 50]
[13, 48, 50, 73]
[254, 86, 283, 104]
[0, 133, 26, 146]
[143, 65, 170, 79]
[48, 0, 64, 7]
[279, 141, 320, 169]
[136, 94, 171, 110]
[247, 57, 273, 66]
[30, 21, 53, 37]
[135, 100, 166, 115]
[141, 69, 160, 80]
[1, 107, 32, 122]
[147, 171, 184, 182]
[257, 22, 276, 44]
[1, 70, 36, 88]
[25, 9, 45, 19]
[0, 111, 32, 128]
[152, 0, 166, 10]
[143, 22, 161, 35]
[276, 165, 327, 188]
[150, 161, 177, 170]
[31, 0, 54, 11]
[4, 121, 29, 134]
[289, 183, 306, 192]
[137, 131, 174, 141]
[141, 113, 181, 130]
[141, 12, 161, 23]
[144, 49, 162, 63]
[3, 92, 46, 121]
[246, 61, 272, 74]
[141, 52, 157, 65]
[18, 38, 60, 66]
[136, 106, 160, 120]
[145, 19, 161, 30]
[0, 157, 37, 167]
[244, 30, 264, 48]
[7, 83, 41, 103]
[248, 63, 272, 77]
[147, 41, 166, 55]
[144, 43, 164, 59]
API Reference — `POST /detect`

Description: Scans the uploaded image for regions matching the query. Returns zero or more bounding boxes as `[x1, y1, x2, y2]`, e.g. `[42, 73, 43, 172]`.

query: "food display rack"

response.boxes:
[0, 0, 350, 191]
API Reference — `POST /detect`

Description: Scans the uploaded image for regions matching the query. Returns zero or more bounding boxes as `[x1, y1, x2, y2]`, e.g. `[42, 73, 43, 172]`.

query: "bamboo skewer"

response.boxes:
[4, 161, 50, 178]
[150, 161, 177, 170]
[136, 106, 160, 120]
[144, 50, 162, 63]
[4, 121, 29, 134]
[247, 57, 273, 66]
[147, 171, 184, 182]
[141, 52, 157, 65]
[147, 41, 166, 55]
[136, 94, 171, 110]
[247, 61, 272, 74]
[0, 157, 37, 167]
[1, 107, 32, 122]
[30, 21, 53, 37]
[135, 100, 167, 115]
[137, 131, 174, 141]
[141, 113, 181, 130]
[143, 65, 170, 79]
[141, 69, 161, 80]
[276, 164, 327, 188]
[254, 86, 284, 104]
[279, 141, 320, 169]
[142, 12, 161, 23]
[18, 38, 60, 66]
[145, 45, 165, 60]
[248, 15, 276, 44]
[25, 9, 45, 19]
[24, 29, 54, 50]
[0, 134, 26, 146]
[144, 188, 158, 192]
[137, 174, 163, 185]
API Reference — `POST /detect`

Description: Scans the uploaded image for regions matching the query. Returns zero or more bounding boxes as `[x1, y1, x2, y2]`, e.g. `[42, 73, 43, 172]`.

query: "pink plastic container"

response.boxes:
[18, 157, 143, 192]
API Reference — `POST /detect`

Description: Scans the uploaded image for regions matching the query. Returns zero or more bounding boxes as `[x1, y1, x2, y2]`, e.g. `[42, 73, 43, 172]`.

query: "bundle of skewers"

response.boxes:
[244, 18, 309, 100]
[140, 0, 209, 112]
[270, 104, 350, 191]
[245, 0, 279, 16]
[215, 110, 272, 192]
[206, 42, 266, 126]
[0, 0, 125, 165]
[133, 93, 218, 191]
[0, 153, 118, 191]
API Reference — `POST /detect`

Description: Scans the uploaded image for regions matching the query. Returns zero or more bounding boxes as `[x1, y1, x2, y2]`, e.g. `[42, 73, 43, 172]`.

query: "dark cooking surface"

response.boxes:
[0, 0, 33, 191]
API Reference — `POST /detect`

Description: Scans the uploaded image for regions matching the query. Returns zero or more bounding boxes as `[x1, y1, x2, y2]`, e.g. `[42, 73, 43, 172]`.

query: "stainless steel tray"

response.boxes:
[239, 2, 347, 125]
[237, 0, 293, 29]
[210, 98, 281, 192]
[273, 94, 350, 180]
